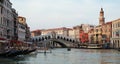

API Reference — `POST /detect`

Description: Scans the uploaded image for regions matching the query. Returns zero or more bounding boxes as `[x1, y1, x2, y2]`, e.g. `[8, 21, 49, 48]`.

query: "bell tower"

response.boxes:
[99, 8, 105, 25]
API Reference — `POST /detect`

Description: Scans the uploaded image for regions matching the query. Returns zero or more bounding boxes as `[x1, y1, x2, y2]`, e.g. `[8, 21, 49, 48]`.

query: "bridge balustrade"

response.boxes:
[31, 34, 79, 48]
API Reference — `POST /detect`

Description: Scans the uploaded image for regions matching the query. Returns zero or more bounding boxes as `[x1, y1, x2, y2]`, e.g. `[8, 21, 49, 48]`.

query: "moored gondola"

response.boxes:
[22, 48, 36, 55]
[0, 50, 11, 57]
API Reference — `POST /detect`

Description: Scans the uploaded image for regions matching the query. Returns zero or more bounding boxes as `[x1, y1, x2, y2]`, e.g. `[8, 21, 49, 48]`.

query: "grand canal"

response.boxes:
[0, 48, 120, 64]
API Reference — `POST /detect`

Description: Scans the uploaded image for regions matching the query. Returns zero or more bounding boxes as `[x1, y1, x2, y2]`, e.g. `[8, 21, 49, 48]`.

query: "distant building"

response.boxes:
[17, 16, 31, 42]
[73, 26, 82, 41]
[33, 24, 94, 42]
[25, 25, 31, 41]
[88, 29, 94, 43]
[81, 24, 95, 33]
[18, 16, 27, 42]
[31, 30, 41, 37]
[101, 22, 112, 42]
[41, 27, 69, 36]
[79, 30, 89, 43]
[111, 18, 120, 48]
[73, 24, 94, 42]
[68, 29, 75, 38]
[93, 8, 112, 44]
[99, 8, 105, 25]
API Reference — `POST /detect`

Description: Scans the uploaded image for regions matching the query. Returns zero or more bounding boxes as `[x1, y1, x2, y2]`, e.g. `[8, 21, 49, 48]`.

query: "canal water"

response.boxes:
[0, 48, 120, 64]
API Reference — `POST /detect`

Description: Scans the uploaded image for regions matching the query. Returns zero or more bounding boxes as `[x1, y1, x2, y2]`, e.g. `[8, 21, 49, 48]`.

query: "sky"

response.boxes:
[10, 0, 120, 31]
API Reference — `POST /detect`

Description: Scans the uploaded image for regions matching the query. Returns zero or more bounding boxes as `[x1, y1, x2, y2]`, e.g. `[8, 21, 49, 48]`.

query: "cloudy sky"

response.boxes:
[11, 0, 120, 31]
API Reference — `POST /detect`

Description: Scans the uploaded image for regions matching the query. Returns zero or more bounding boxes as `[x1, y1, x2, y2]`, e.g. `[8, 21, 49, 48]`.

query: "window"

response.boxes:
[116, 23, 118, 28]
[112, 32, 114, 37]
[0, 0, 4, 3]
[7, 20, 9, 27]
[96, 29, 98, 32]
[116, 31, 119, 37]
[118, 22, 120, 27]
[1, 17, 3, 24]
[1, 7, 3, 14]
[113, 24, 115, 28]
[0, 32, 2, 36]
[0, 18, 2, 24]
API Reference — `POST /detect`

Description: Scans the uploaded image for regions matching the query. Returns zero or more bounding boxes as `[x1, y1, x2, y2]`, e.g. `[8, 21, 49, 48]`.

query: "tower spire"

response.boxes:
[99, 8, 105, 25]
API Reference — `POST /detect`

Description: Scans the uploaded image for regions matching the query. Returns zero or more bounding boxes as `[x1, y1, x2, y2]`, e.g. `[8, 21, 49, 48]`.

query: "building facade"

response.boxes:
[12, 8, 18, 40]
[18, 16, 27, 42]
[92, 8, 112, 47]
[25, 25, 31, 41]
[73, 26, 82, 42]
[101, 22, 112, 43]
[111, 18, 120, 49]
[88, 29, 94, 43]
[93, 22, 112, 44]
[81, 24, 94, 33]
[31, 24, 94, 43]
[41, 27, 69, 36]
[79, 30, 89, 43]
[68, 29, 75, 38]
[0, 0, 14, 40]
[73, 24, 94, 42]
[31, 30, 41, 37]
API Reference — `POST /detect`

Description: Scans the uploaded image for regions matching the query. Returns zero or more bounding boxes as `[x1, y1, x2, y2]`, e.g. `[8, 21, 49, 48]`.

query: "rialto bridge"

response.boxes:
[31, 32, 79, 48]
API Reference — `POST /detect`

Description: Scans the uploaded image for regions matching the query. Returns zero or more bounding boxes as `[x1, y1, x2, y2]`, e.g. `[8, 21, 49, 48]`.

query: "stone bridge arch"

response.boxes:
[32, 32, 78, 48]
[50, 40, 67, 48]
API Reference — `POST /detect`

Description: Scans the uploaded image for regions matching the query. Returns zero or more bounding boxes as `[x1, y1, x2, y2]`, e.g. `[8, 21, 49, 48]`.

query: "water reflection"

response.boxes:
[0, 49, 120, 64]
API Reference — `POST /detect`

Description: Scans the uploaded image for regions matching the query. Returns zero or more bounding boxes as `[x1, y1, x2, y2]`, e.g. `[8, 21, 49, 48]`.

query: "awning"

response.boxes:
[0, 40, 7, 43]
[0, 37, 7, 43]
[10, 40, 24, 44]
[0, 37, 6, 40]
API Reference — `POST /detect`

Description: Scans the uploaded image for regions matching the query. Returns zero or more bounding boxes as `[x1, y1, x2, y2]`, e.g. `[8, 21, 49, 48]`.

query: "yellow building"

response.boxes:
[93, 22, 112, 44]
[68, 29, 75, 38]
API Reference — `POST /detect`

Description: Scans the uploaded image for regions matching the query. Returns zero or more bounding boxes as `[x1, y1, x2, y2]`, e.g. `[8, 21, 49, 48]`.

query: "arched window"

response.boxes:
[57, 36, 60, 39]
[48, 36, 51, 39]
[36, 39, 38, 42]
[45, 36, 47, 40]
[39, 38, 41, 41]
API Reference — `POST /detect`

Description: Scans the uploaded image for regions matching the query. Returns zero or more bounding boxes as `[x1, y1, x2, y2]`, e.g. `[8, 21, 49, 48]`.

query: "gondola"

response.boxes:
[0, 50, 11, 57]
[22, 48, 36, 55]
